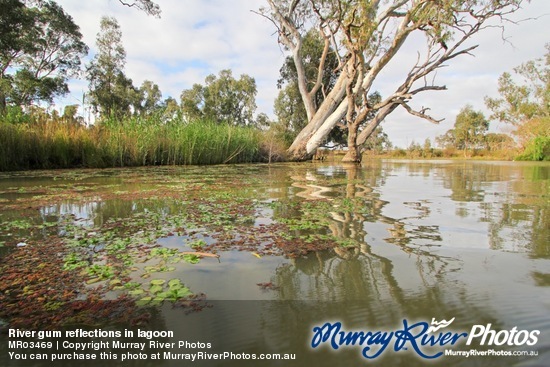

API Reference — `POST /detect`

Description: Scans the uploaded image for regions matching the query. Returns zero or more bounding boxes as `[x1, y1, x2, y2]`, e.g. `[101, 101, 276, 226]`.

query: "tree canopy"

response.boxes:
[180, 69, 258, 126]
[485, 44, 549, 160]
[486, 43, 549, 127]
[86, 16, 139, 119]
[436, 105, 489, 152]
[0, 0, 87, 112]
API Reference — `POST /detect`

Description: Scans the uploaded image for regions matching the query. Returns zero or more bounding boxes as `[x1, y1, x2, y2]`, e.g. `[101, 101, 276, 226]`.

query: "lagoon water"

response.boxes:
[0, 160, 549, 366]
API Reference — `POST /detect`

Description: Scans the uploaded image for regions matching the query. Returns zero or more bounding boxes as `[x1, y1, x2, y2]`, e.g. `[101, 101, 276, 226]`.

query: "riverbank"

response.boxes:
[315, 147, 523, 162]
[0, 118, 272, 171]
[2, 117, 547, 172]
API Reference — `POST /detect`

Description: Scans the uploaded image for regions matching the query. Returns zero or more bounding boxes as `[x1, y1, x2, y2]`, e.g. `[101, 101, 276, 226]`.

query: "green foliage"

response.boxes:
[0, 114, 263, 171]
[87, 264, 115, 281]
[0, 0, 87, 111]
[363, 126, 392, 153]
[406, 140, 423, 158]
[180, 69, 258, 126]
[516, 136, 550, 161]
[63, 253, 88, 271]
[1, 106, 33, 124]
[485, 43, 549, 126]
[182, 254, 200, 264]
[485, 44, 549, 160]
[137, 80, 162, 116]
[0, 0, 31, 56]
[135, 278, 192, 305]
[273, 84, 307, 140]
[150, 247, 179, 259]
[86, 16, 139, 119]
[189, 239, 206, 249]
[453, 105, 489, 150]
[436, 105, 489, 153]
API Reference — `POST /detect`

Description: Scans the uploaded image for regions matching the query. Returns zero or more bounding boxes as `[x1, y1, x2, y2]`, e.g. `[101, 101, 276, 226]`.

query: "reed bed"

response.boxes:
[0, 116, 264, 171]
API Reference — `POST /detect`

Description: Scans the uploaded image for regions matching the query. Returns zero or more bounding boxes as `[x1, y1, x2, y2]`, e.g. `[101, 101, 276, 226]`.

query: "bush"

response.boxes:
[516, 136, 550, 161]
[389, 148, 407, 157]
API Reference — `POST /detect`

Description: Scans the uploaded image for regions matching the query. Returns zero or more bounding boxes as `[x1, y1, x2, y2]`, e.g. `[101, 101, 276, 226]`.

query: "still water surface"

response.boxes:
[0, 160, 549, 366]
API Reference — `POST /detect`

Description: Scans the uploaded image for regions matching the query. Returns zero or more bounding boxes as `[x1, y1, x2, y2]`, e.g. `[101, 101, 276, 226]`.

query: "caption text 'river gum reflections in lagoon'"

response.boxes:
[0, 160, 548, 366]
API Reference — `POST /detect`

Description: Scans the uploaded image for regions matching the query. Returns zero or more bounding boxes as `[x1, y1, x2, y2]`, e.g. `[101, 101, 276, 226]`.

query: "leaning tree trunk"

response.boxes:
[286, 74, 349, 160]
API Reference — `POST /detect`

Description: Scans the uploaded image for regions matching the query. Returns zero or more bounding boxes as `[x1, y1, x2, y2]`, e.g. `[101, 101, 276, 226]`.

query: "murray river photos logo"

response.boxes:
[310, 318, 540, 360]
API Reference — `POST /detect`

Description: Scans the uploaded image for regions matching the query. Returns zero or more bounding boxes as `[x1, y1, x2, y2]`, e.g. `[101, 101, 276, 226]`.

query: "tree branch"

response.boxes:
[117, 0, 161, 18]
[399, 101, 444, 124]
[309, 30, 330, 99]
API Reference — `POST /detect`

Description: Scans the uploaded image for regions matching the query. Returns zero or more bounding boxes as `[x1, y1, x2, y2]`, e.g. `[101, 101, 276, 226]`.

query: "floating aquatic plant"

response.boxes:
[0, 164, 361, 330]
[132, 278, 192, 306]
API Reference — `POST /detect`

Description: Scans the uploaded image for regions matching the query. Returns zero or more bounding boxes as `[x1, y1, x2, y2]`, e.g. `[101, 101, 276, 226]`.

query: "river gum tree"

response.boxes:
[260, 0, 529, 162]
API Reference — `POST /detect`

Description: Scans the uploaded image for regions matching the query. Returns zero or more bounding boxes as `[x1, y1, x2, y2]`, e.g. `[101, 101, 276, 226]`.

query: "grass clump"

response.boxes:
[0, 114, 265, 171]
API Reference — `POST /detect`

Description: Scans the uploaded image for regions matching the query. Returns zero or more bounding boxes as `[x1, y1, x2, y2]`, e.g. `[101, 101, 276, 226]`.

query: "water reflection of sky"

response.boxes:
[41, 201, 101, 227]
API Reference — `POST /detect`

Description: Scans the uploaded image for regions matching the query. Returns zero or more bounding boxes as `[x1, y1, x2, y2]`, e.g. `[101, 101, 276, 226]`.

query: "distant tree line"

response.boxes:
[86, 16, 265, 126]
[1, 1, 264, 128]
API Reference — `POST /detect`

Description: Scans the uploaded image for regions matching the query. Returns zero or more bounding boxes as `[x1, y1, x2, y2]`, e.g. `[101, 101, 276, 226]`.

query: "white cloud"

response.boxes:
[55, 0, 548, 145]
[57, 0, 284, 115]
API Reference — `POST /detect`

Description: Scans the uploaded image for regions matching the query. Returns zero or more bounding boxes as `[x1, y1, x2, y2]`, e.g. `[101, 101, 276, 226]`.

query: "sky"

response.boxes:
[55, 0, 549, 148]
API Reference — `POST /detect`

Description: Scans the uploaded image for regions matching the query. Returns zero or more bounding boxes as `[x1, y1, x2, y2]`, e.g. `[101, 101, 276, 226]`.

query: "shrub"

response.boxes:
[516, 136, 550, 161]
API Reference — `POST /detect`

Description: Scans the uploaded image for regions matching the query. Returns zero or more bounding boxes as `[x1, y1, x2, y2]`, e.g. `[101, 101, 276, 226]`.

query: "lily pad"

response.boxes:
[128, 289, 145, 296]
[183, 254, 200, 264]
[168, 278, 182, 288]
[136, 297, 152, 306]
[149, 285, 163, 294]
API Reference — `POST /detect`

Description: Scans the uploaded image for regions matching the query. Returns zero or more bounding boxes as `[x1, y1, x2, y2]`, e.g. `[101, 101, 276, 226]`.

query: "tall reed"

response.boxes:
[0, 116, 264, 171]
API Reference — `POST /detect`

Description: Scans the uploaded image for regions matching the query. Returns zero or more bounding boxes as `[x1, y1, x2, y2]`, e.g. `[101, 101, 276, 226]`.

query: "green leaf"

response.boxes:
[128, 289, 145, 296]
[183, 254, 200, 264]
[149, 285, 163, 294]
[176, 287, 192, 298]
[152, 297, 165, 304]
[156, 291, 171, 299]
[136, 297, 152, 306]
[168, 278, 182, 288]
